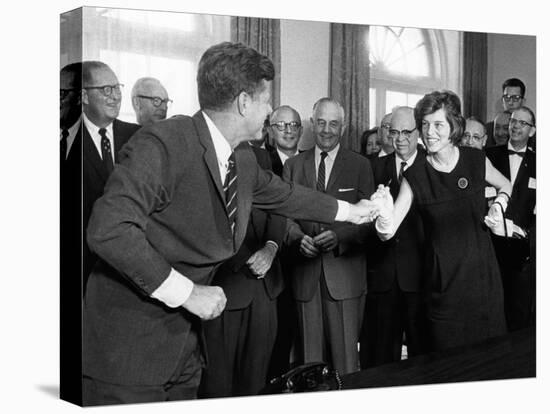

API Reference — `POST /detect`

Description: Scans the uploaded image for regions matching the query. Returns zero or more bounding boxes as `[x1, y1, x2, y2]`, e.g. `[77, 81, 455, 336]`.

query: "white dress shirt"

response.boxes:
[82, 112, 115, 162]
[61, 115, 82, 160]
[277, 148, 299, 165]
[508, 141, 527, 185]
[394, 150, 418, 178]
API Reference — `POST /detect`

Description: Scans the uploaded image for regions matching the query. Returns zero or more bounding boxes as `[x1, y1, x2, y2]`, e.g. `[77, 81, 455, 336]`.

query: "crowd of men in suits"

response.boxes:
[60, 46, 536, 405]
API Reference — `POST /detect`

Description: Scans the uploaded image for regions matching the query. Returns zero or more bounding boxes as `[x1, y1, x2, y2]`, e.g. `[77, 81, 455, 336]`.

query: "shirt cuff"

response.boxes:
[150, 268, 194, 308]
[334, 200, 350, 222]
[265, 240, 279, 251]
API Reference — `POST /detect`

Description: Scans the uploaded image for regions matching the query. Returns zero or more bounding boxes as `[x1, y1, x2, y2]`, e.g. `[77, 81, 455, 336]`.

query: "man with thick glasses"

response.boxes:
[377, 112, 394, 157]
[460, 116, 487, 150]
[486, 106, 536, 332]
[360, 106, 428, 368]
[131, 77, 172, 126]
[486, 78, 526, 145]
[267, 105, 303, 176]
[71, 61, 140, 292]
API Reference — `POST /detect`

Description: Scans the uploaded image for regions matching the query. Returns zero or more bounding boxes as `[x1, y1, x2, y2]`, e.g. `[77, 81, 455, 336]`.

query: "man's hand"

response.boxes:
[181, 284, 227, 320]
[247, 243, 277, 279]
[347, 199, 380, 224]
[299, 235, 320, 258]
[313, 230, 338, 252]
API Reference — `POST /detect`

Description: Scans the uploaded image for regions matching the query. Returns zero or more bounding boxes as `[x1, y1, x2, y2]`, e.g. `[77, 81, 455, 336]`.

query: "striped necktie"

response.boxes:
[224, 152, 238, 234]
[317, 151, 328, 192]
[99, 128, 114, 174]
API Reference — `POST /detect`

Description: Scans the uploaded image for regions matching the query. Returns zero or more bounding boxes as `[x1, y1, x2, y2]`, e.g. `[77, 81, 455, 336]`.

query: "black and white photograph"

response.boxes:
[2, 0, 548, 413]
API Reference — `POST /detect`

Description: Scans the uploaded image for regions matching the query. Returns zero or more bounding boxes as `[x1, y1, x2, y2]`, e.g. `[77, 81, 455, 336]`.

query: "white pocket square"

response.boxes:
[338, 188, 354, 192]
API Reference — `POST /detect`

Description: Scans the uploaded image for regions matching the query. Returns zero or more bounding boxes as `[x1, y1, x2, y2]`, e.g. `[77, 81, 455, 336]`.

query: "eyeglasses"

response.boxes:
[509, 118, 534, 128]
[502, 94, 523, 102]
[463, 133, 486, 141]
[388, 127, 416, 139]
[270, 121, 301, 131]
[137, 95, 173, 107]
[60, 88, 77, 100]
[84, 83, 124, 97]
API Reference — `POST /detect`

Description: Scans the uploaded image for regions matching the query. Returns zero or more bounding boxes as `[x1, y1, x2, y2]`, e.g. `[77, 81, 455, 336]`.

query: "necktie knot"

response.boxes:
[320, 151, 328, 160]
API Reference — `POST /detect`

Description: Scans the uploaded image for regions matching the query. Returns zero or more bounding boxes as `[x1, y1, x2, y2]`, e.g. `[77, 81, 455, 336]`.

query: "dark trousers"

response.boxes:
[296, 272, 364, 375]
[199, 282, 277, 398]
[492, 236, 535, 331]
[82, 329, 203, 406]
[360, 280, 428, 369]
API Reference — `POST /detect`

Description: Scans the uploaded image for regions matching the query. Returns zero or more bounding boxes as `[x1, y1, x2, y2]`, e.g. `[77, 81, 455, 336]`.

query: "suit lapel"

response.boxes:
[112, 119, 126, 163]
[326, 148, 346, 192]
[512, 149, 533, 195]
[498, 146, 511, 179]
[82, 122, 109, 182]
[303, 149, 316, 189]
[193, 112, 226, 205]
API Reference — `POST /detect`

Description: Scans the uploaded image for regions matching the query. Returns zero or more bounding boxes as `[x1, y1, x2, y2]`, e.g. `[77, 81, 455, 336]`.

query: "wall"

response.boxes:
[280, 19, 330, 150]
[487, 33, 536, 120]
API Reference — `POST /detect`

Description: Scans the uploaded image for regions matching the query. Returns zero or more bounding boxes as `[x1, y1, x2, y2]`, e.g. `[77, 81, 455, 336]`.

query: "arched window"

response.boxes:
[368, 25, 459, 127]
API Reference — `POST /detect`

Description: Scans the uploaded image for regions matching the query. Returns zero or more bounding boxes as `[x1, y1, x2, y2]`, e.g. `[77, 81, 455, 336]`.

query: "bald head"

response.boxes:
[131, 77, 170, 126]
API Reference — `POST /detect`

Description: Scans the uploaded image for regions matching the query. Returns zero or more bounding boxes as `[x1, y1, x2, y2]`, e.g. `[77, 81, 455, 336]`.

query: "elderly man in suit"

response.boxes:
[283, 98, 374, 375]
[460, 116, 488, 150]
[83, 42, 378, 405]
[377, 113, 394, 157]
[131, 77, 172, 126]
[199, 144, 286, 397]
[485, 106, 536, 332]
[66, 61, 140, 293]
[360, 106, 428, 368]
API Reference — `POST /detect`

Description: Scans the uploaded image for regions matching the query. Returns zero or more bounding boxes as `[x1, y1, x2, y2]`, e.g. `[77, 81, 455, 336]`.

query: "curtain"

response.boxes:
[462, 32, 488, 121]
[329, 24, 370, 152]
[231, 17, 281, 108]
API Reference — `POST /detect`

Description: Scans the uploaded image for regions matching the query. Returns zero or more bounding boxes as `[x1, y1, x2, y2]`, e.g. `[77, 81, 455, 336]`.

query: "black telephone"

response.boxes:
[260, 362, 342, 394]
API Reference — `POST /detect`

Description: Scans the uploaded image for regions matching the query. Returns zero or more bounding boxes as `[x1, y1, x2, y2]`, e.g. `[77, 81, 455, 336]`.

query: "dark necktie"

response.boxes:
[398, 161, 407, 184]
[99, 128, 114, 174]
[224, 153, 238, 234]
[508, 149, 525, 158]
[317, 151, 328, 192]
[61, 129, 69, 161]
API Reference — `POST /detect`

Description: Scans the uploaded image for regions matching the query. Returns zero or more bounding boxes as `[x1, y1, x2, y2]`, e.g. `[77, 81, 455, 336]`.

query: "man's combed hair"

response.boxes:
[82, 61, 112, 86]
[414, 90, 465, 145]
[61, 62, 83, 90]
[197, 42, 275, 111]
[502, 78, 526, 97]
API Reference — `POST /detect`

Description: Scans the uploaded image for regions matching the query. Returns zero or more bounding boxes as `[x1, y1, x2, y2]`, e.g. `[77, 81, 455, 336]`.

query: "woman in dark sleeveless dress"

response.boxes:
[372, 91, 511, 351]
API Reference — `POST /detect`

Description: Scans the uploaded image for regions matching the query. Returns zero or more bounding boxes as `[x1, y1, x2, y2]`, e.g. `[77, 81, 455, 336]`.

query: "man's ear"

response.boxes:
[131, 96, 139, 111]
[81, 88, 89, 105]
[237, 91, 250, 116]
[482, 135, 487, 147]
[528, 125, 536, 138]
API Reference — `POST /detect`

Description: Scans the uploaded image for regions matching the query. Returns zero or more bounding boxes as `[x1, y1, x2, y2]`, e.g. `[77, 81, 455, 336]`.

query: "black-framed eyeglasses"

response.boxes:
[502, 94, 523, 102]
[137, 95, 173, 107]
[463, 133, 486, 141]
[388, 127, 416, 139]
[60, 88, 77, 100]
[509, 118, 534, 128]
[270, 121, 301, 131]
[84, 83, 124, 97]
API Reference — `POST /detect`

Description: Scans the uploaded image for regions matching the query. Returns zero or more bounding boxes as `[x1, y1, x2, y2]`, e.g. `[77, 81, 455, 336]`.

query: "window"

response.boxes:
[62, 7, 231, 122]
[368, 25, 460, 127]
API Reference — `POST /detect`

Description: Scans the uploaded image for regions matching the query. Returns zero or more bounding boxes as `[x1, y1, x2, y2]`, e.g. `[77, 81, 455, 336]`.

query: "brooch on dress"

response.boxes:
[457, 177, 468, 189]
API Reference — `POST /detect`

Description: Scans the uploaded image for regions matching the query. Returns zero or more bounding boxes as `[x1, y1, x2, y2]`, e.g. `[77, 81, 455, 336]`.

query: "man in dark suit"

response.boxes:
[486, 110, 511, 147]
[486, 78, 526, 146]
[283, 98, 374, 375]
[67, 61, 140, 292]
[360, 106, 428, 368]
[265, 105, 303, 377]
[486, 106, 536, 332]
[83, 42, 377, 405]
[199, 145, 286, 397]
[60, 62, 82, 162]
[267, 105, 303, 176]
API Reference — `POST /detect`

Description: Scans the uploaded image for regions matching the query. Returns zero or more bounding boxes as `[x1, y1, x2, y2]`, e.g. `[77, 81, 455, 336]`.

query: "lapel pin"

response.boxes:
[458, 177, 468, 189]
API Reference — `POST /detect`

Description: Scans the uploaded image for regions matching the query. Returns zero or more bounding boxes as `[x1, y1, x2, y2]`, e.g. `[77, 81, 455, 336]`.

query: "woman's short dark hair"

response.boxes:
[197, 42, 275, 111]
[414, 90, 465, 145]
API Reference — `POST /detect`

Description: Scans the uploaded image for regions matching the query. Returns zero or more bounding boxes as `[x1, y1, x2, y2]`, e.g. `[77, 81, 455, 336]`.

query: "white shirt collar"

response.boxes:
[202, 111, 232, 182]
[395, 149, 418, 172]
[507, 140, 527, 153]
[276, 147, 299, 165]
[60, 115, 82, 159]
[315, 143, 340, 161]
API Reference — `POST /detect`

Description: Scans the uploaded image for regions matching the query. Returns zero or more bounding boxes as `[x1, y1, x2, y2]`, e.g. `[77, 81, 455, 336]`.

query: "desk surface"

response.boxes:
[342, 327, 536, 390]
